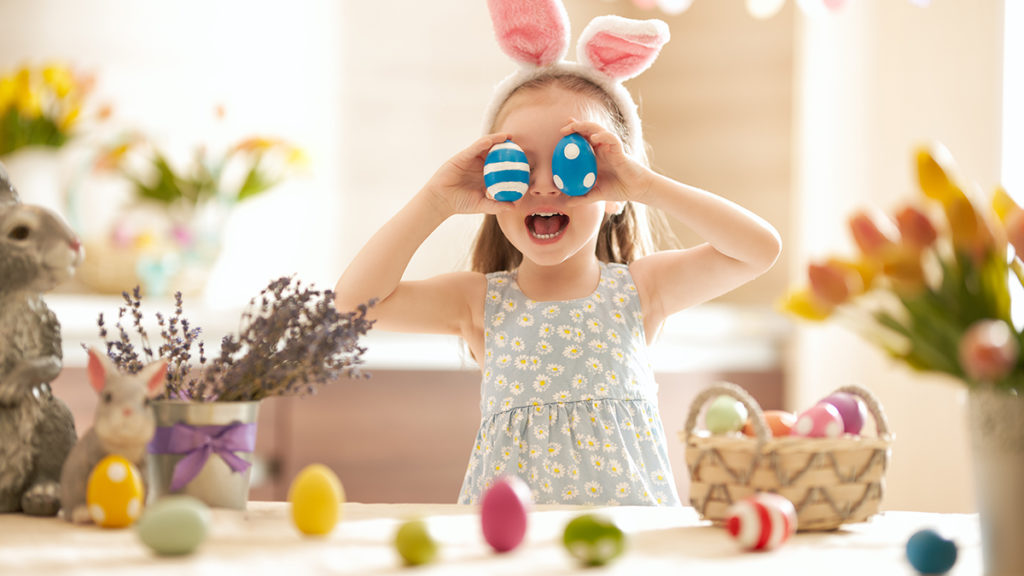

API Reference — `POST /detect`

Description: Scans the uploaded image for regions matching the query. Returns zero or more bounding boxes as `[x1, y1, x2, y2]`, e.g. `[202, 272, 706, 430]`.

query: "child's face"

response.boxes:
[492, 85, 617, 268]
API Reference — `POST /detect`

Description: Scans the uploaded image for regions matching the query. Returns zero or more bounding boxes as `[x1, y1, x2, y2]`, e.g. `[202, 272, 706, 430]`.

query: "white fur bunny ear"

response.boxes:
[0, 162, 19, 206]
[577, 16, 670, 81]
[487, 0, 570, 68]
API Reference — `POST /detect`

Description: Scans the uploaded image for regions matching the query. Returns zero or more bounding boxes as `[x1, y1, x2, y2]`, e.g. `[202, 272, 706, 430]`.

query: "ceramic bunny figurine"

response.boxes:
[0, 162, 84, 516]
[59, 348, 167, 524]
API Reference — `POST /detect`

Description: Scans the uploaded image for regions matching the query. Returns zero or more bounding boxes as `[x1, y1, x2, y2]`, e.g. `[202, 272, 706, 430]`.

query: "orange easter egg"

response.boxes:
[743, 410, 797, 438]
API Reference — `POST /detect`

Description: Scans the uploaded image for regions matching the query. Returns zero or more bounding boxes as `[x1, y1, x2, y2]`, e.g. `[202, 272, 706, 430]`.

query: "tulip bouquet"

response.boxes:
[783, 144, 1024, 393]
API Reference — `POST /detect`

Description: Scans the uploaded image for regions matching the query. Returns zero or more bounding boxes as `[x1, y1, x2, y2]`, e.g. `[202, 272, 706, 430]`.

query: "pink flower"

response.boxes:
[849, 210, 895, 258]
[959, 320, 1019, 383]
[895, 206, 937, 250]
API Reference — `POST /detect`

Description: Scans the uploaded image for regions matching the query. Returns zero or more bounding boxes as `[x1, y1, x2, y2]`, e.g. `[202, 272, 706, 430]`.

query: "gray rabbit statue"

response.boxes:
[0, 162, 84, 516]
[60, 348, 166, 524]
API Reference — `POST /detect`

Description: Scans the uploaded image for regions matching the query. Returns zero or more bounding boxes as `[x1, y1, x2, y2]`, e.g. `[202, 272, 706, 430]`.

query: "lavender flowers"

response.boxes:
[96, 277, 375, 401]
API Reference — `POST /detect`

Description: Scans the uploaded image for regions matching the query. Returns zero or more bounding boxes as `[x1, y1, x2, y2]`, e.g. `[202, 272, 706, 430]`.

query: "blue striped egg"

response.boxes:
[552, 133, 596, 197]
[484, 140, 530, 202]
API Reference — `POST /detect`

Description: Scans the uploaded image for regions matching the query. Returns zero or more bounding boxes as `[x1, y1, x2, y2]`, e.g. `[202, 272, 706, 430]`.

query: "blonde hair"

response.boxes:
[471, 72, 673, 274]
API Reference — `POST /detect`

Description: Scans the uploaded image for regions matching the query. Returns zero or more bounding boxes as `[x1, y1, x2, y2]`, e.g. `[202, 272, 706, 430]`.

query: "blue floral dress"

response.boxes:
[457, 261, 681, 506]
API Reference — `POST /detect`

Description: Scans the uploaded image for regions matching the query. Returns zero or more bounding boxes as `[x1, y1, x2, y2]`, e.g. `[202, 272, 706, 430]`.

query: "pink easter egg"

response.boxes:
[726, 493, 797, 551]
[818, 392, 867, 435]
[792, 403, 844, 438]
[480, 476, 532, 553]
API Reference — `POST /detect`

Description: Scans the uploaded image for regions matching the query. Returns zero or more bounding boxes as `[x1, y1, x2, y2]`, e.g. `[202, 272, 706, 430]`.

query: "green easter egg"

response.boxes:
[135, 495, 211, 556]
[706, 395, 749, 434]
[394, 519, 439, 566]
[563, 514, 626, 566]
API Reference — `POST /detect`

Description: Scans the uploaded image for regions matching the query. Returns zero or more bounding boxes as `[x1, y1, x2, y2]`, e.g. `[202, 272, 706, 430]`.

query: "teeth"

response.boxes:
[533, 212, 559, 217]
[531, 231, 560, 239]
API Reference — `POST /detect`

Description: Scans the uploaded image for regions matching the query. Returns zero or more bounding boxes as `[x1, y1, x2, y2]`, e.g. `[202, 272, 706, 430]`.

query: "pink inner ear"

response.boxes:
[488, 0, 569, 67]
[148, 361, 168, 393]
[585, 30, 666, 80]
[86, 350, 106, 394]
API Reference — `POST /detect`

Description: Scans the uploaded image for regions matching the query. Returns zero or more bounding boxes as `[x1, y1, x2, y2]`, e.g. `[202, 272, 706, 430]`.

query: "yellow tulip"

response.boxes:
[15, 86, 41, 118]
[59, 106, 81, 131]
[286, 146, 310, 168]
[828, 257, 877, 293]
[991, 186, 1019, 224]
[42, 64, 74, 98]
[916, 144, 963, 206]
[0, 76, 14, 110]
[779, 288, 834, 321]
[881, 247, 926, 294]
[944, 195, 994, 261]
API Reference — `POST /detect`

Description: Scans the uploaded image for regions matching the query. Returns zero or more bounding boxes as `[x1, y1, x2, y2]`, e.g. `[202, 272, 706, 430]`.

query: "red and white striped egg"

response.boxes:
[725, 493, 797, 551]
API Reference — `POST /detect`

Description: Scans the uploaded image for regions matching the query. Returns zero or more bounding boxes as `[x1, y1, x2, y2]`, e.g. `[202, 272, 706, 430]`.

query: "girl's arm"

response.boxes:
[334, 132, 512, 339]
[564, 120, 782, 338]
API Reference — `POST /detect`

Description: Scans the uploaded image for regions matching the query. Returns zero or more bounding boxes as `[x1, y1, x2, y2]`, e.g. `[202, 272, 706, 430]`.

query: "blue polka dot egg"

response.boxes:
[484, 140, 530, 202]
[552, 133, 597, 197]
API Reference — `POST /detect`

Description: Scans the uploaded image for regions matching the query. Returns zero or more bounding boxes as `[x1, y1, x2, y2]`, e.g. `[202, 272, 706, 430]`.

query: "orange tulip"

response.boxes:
[991, 186, 1020, 224]
[881, 248, 927, 294]
[959, 319, 1019, 383]
[944, 195, 996, 262]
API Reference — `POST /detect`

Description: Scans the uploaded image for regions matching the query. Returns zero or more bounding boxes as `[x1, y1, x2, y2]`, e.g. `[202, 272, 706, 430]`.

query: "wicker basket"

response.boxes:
[681, 382, 893, 531]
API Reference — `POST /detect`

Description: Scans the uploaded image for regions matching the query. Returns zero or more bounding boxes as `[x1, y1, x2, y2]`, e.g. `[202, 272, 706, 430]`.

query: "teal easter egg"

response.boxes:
[552, 133, 596, 196]
[706, 395, 749, 435]
[135, 495, 211, 556]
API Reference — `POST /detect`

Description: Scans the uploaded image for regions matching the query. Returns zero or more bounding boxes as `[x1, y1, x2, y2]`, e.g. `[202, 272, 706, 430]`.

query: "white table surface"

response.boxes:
[0, 502, 981, 575]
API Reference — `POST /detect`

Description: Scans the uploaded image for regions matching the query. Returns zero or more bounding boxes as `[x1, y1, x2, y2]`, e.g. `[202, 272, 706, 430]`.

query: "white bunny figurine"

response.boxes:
[59, 347, 167, 524]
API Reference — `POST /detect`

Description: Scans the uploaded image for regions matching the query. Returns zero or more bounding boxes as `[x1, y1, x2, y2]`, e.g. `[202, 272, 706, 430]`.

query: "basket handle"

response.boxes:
[833, 384, 892, 437]
[684, 381, 770, 445]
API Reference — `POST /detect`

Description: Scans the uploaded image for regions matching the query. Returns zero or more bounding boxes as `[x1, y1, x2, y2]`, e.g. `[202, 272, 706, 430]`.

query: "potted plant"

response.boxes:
[77, 124, 307, 297]
[95, 276, 374, 509]
[0, 62, 107, 213]
[783, 143, 1024, 575]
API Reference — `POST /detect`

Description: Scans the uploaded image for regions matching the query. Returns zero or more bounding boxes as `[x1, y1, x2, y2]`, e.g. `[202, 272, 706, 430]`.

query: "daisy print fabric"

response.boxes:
[458, 262, 681, 506]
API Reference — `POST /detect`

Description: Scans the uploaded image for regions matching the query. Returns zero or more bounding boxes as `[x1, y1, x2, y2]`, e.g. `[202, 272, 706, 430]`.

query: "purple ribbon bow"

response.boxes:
[149, 421, 257, 492]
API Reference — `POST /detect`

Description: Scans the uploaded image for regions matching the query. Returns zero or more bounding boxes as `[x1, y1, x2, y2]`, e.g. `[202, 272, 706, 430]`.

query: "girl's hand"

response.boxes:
[560, 119, 654, 206]
[422, 132, 516, 218]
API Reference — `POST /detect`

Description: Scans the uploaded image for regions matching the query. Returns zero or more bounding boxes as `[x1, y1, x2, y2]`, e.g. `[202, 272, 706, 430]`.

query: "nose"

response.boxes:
[528, 159, 559, 197]
[123, 408, 133, 418]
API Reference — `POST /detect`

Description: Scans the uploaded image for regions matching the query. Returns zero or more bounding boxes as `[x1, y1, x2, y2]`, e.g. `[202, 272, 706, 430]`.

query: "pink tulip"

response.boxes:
[808, 261, 861, 306]
[895, 206, 937, 250]
[959, 320, 1019, 383]
[1006, 209, 1024, 259]
[849, 211, 895, 257]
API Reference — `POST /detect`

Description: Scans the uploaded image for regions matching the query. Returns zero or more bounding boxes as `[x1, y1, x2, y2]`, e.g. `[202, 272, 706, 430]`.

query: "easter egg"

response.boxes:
[726, 493, 797, 551]
[818, 392, 867, 435]
[551, 133, 597, 197]
[792, 403, 844, 438]
[484, 139, 530, 202]
[86, 455, 145, 528]
[563, 513, 626, 566]
[706, 395, 749, 435]
[480, 476, 532, 552]
[906, 529, 958, 574]
[288, 464, 345, 536]
[743, 410, 797, 437]
[136, 495, 211, 556]
[394, 518, 439, 566]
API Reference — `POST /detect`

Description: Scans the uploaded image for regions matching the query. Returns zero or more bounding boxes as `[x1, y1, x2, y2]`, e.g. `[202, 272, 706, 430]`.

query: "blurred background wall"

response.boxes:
[0, 0, 1017, 511]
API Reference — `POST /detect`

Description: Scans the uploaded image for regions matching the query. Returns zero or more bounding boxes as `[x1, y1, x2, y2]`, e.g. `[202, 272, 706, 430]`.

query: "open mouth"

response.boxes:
[526, 212, 569, 240]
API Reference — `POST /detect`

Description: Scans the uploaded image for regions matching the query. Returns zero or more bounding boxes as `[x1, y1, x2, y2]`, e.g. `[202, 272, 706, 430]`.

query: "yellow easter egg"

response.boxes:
[86, 455, 145, 528]
[288, 464, 344, 536]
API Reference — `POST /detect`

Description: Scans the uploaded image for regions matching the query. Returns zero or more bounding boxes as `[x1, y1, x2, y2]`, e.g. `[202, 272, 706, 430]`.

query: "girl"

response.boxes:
[334, 0, 781, 506]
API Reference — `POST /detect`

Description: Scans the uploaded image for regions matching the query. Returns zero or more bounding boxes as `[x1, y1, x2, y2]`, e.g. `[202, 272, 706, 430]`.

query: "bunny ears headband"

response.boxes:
[483, 0, 671, 156]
